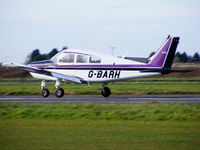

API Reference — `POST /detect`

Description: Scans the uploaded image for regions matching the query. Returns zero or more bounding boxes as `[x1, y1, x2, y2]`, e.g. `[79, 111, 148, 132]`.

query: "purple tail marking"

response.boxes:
[148, 37, 172, 67]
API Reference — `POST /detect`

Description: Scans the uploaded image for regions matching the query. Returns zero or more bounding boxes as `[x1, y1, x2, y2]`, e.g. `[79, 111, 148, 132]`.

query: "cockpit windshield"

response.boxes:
[50, 51, 62, 63]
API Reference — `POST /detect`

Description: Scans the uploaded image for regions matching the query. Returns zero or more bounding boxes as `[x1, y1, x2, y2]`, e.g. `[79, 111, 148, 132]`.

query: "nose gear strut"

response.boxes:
[40, 79, 65, 98]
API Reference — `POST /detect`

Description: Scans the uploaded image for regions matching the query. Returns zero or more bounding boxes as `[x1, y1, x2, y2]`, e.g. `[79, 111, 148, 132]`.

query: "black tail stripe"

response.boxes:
[164, 37, 180, 69]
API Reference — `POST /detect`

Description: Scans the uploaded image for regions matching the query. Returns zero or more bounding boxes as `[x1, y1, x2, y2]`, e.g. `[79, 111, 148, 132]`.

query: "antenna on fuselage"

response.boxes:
[110, 47, 116, 56]
[62, 46, 68, 50]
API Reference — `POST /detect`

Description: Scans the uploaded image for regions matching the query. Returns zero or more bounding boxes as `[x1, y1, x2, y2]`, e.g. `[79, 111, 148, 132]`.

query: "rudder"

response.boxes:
[163, 37, 180, 69]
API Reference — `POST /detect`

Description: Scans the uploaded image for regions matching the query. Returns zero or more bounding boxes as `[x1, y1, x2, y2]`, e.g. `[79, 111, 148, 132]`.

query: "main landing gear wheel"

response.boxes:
[101, 87, 111, 97]
[55, 87, 64, 98]
[42, 88, 50, 97]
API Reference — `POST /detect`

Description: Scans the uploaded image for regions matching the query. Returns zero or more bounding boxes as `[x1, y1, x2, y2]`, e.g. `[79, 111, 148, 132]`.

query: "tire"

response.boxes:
[101, 87, 111, 97]
[55, 88, 64, 98]
[42, 88, 50, 97]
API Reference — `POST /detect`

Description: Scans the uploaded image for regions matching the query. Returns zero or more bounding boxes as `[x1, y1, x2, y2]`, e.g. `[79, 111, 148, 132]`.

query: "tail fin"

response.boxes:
[148, 36, 180, 69]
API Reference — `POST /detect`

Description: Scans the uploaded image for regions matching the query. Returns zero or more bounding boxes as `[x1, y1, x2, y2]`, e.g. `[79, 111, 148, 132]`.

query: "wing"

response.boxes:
[2, 62, 83, 83]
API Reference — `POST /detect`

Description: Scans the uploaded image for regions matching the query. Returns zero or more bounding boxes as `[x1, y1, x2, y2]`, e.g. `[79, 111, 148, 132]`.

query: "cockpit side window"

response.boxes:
[59, 54, 75, 63]
[89, 56, 101, 63]
[76, 55, 88, 63]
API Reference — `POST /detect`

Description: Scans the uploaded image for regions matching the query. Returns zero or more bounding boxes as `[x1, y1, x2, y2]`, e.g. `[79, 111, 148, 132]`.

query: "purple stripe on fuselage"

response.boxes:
[30, 64, 161, 68]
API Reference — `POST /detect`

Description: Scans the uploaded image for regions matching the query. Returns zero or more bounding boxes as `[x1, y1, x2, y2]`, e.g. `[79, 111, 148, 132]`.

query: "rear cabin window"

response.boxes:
[89, 56, 101, 63]
[59, 54, 75, 63]
[76, 55, 88, 63]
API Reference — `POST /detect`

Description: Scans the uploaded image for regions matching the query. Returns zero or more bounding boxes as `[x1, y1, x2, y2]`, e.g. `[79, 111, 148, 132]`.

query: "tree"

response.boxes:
[47, 48, 58, 59]
[180, 52, 188, 62]
[192, 52, 200, 62]
[30, 49, 40, 62]
[174, 52, 181, 62]
[25, 48, 61, 64]
[25, 49, 41, 64]
[34, 54, 47, 61]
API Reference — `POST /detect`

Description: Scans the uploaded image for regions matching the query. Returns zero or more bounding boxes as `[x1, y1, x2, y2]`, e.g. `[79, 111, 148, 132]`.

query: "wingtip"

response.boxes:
[2, 62, 24, 68]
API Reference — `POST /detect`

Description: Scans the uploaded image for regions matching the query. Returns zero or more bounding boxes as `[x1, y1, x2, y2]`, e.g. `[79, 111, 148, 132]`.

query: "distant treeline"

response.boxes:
[26, 48, 200, 64]
[149, 51, 200, 63]
[174, 52, 200, 63]
[25, 47, 67, 64]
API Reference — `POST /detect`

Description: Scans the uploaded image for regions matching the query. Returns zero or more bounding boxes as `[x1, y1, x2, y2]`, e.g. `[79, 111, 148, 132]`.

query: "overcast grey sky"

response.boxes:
[0, 0, 199, 63]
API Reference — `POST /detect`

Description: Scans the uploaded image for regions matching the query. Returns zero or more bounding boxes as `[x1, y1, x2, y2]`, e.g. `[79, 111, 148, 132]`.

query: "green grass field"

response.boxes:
[0, 103, 200, 150]
[1, 119, 200, 150]
[0, 82, 200, 95]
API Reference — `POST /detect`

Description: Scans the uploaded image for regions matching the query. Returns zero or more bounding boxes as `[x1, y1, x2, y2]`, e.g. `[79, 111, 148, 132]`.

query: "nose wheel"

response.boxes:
[41, 80, 50, 98]
[42, 88, 50, 97]
[55, 79, 64, 98]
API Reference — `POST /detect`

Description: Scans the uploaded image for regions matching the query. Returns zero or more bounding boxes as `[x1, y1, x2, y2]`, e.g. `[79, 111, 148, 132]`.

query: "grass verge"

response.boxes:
[0, 82, 200, 95]
[0, 103, 200, 121]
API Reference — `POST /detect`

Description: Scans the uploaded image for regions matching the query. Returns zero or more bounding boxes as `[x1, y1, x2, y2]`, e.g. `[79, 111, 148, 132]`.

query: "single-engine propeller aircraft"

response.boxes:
[2, 36, 180, 98]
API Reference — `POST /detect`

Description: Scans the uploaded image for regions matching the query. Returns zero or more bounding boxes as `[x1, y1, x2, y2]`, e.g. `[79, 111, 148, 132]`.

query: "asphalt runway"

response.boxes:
[0, 95, 200, 104]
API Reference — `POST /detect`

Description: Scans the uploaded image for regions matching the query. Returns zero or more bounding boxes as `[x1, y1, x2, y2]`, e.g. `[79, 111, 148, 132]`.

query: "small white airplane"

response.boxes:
[2, 36, 180, 98]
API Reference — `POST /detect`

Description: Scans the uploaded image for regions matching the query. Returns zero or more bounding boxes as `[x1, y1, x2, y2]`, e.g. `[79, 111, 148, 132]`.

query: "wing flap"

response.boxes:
[50, 72, 82, 83]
